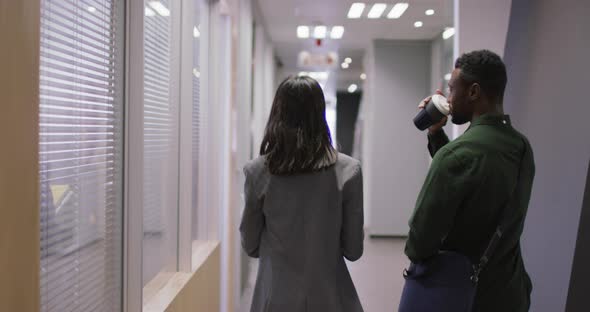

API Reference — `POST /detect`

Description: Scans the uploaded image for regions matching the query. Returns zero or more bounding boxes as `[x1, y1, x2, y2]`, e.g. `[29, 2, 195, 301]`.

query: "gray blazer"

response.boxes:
[240, 153, 364, 312]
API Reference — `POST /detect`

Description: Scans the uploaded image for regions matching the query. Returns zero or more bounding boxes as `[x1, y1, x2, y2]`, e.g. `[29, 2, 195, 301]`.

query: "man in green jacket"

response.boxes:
[405, 50, 534, 311]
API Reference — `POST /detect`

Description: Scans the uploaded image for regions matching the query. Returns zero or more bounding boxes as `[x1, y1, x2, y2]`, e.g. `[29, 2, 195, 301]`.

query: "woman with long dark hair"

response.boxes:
[240, 76, 364, 312]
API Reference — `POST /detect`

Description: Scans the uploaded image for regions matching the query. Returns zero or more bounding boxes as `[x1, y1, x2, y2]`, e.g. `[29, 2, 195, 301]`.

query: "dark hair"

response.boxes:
[455, 49, 507, 101]
[260, 76, 337, 175]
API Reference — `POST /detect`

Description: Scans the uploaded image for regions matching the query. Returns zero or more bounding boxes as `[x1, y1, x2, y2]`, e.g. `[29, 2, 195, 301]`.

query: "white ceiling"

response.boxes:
[257, 0, 454, 90]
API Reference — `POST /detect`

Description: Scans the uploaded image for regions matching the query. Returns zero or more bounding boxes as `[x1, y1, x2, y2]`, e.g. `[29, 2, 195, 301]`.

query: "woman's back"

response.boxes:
[241, 75, 364, 312]
[241, 153, 364, 312]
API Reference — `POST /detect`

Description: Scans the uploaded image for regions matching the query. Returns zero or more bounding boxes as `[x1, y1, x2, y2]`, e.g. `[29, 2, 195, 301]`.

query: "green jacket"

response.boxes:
[405, 114, 534, 312]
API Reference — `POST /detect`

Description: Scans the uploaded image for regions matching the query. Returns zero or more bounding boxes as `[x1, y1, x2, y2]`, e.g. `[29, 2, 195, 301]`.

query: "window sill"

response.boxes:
[192, 240, 218, 271]
[143, 240, 220, 312]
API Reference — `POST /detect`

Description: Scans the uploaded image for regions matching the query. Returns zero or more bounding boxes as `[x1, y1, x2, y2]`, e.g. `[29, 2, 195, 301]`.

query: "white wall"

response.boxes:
[431, 31, 455, 93]
[208, 1, 233, 311]
[451, 0, 512, 138]
[235, 0, 276, 307]
[359, 45, 375, 228]
[430, 35, 442, 93]
[234, 0, 253, 169]
[251, 24, 275, 154]
[263, 44, 275, 120]
[251, 24, 265, 153]
[233, 0, 254, 306]
[362, 40, 431, 236]
[503, 0, 590, 310]
[455, 0, 512, 57]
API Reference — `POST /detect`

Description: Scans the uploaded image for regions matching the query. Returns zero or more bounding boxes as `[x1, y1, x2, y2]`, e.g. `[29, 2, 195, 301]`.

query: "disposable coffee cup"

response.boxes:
[413, 94, 450, 131]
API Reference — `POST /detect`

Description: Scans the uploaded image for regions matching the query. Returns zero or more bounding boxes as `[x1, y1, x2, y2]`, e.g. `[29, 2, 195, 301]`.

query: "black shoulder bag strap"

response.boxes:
[471, 138, 527, 285]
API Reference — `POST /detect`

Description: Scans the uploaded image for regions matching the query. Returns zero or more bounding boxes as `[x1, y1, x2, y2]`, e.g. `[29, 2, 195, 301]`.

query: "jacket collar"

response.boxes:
[468, 113, 511, 130]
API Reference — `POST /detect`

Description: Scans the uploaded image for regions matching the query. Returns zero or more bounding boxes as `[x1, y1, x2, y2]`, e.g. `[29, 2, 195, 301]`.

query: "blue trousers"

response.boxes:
[398, 252, 476, 312]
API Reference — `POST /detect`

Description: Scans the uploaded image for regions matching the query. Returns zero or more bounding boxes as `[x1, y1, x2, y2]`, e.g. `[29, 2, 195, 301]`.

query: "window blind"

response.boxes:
[39, 0, 124, 311]
[142, 0, 180, 286]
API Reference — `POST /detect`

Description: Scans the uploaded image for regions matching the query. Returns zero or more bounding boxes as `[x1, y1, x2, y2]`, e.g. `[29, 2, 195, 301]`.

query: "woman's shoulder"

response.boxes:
[243, 157, 270, 194]
[335, 153, 362, 177]
[244, 156, 267, 175]
[336, 153, 360, 167]
[244, 153, 361, 177]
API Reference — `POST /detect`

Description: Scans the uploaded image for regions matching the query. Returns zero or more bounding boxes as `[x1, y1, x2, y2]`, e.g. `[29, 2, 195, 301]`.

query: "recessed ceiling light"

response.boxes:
[360, 73, 367, 80]
[297, 26, 310, 39]
[345, 57, 352, 64]
[426, 9, 435, 16]
[145, 7, 156, 16]
[149, 1, 170, 17]
[348, 3, 366, 19]
[341, 62, 349, 69]
[330, 26, 344, 39]
[314, 26, 327, 39]
[348, 84, 358, 93]
[193, 26, 200, 38]
[368, 3, 387, 19]
[387, 3, 408, 19]
[414, 21, 423, 28]
[442, 27, 455, 39]
[87, 6, 96, 13]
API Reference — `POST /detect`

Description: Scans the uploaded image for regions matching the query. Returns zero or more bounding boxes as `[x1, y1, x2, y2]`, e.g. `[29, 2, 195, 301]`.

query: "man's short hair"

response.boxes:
[455, 50, 507, 100]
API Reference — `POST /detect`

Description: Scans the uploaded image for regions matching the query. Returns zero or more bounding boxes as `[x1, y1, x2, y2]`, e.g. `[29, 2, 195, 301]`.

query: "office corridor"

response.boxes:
[238, 238, 408, 312]
[3, 1, 590, 311]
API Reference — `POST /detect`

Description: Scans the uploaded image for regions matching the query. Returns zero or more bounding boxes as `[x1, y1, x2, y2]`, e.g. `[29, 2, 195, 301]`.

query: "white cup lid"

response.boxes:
[432, 94, 450, 115]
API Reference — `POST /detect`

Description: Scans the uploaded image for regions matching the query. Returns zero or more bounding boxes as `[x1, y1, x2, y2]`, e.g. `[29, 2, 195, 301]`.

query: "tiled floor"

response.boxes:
[238, 237, 409, 312]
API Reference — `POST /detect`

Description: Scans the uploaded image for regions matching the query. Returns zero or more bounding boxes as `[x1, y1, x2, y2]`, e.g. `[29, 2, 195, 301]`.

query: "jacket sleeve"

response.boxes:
[341, 163, 364, 261]
[239, 165, 265, 258]
[427, 129, 450, 157]
[405, 148, 472, 262]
